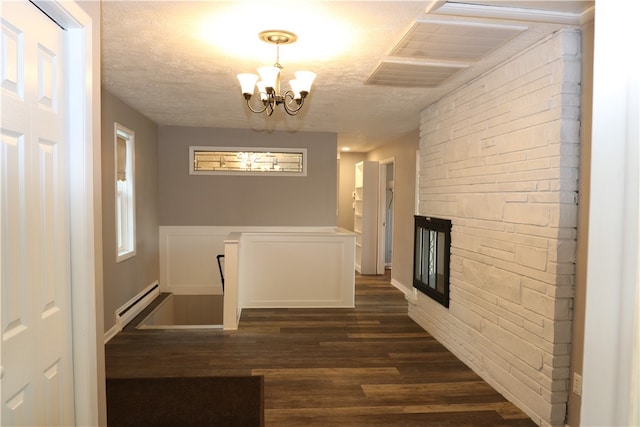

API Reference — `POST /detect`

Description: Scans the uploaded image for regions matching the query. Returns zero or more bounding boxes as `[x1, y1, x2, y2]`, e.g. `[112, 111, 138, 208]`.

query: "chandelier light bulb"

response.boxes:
[256, 81, 269, 101]
[257, 66, 280, 93]
[294, 71, 316, 96]
[289, 79, 302, 100]
[237, 73, 259, 99]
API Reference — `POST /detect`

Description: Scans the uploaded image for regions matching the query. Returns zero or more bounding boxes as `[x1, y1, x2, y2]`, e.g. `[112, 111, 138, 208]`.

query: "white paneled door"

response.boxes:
[1, 1, 75, 425]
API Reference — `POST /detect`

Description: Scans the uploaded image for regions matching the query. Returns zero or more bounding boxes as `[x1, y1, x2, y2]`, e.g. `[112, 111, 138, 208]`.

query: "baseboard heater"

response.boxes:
[116, 281, 160, 330]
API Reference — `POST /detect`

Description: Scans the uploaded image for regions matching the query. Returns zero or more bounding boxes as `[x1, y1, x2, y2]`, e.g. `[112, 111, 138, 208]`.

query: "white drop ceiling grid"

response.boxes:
[366, 19, 528, 88]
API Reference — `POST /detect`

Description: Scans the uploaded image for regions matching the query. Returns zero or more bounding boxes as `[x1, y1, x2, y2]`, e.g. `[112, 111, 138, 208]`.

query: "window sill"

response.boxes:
[117, 250, 136, 263]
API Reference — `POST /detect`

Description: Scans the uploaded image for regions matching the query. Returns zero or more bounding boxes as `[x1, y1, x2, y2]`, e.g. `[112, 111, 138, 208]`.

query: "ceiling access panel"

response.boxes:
[365, 61, 467, 88]
[390, 20, 528, 62]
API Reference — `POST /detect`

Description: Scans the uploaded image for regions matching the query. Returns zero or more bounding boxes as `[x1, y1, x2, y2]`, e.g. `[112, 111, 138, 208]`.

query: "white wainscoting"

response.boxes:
[238, 231, 356, 308]
[159, 226, 230, 295]
[159, 227, 356, 311]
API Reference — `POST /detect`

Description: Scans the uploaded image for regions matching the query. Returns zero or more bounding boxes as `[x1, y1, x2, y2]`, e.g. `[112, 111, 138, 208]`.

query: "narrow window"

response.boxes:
[189, 146, 307, 176]
[115, 123, 136, 262]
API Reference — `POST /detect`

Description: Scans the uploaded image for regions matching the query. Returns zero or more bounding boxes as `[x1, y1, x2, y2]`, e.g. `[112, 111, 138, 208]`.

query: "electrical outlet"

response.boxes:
[572, 373, 582, 396]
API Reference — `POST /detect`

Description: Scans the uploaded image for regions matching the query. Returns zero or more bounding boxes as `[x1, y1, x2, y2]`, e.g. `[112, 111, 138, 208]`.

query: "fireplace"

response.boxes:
[413, 216, 451, 308]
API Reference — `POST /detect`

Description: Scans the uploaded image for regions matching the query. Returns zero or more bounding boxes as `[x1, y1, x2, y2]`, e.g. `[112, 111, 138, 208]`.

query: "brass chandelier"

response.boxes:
[237, 30, 316, 116]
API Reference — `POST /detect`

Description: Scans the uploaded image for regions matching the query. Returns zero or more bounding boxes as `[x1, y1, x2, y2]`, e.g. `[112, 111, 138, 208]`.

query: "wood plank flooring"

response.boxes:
[106, 274, 535, 426]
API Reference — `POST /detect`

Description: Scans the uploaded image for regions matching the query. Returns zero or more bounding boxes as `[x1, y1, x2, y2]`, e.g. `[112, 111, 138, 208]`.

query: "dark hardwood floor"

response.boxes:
[106, 274, 535, 426]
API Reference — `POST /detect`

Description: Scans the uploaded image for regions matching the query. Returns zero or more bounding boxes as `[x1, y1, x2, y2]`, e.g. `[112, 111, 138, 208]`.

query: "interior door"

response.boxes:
[1, 1, 75, 425]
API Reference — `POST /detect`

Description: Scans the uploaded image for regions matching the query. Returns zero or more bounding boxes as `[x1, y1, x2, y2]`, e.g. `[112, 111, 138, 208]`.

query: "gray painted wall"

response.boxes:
[158, 126, 337, 226]
[101, 89, 159, 332]
[336, 133, 418, 291]
[337, 152, 366, 231]
[367, 131, 418, 292]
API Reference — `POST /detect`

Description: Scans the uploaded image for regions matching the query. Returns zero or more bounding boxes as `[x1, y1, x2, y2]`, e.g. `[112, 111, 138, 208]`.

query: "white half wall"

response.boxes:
[160, 226, 355, 310]
[239, 232, 355, 308]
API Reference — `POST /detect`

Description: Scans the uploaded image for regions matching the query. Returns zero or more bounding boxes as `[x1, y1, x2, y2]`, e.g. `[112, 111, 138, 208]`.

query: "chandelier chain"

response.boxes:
[274, 43, 282, 69]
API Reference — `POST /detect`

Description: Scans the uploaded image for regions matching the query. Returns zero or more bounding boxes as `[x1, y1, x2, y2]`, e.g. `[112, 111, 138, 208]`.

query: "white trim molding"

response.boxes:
[432, 2, 586, 25]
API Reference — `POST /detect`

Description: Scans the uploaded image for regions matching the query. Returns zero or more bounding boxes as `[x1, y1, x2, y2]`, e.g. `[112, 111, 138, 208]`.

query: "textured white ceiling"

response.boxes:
[101, 1, 594, 152]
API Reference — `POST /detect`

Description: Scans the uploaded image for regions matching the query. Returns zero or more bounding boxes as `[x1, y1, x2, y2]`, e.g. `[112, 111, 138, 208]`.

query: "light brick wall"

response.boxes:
[410, 29, 581, 426]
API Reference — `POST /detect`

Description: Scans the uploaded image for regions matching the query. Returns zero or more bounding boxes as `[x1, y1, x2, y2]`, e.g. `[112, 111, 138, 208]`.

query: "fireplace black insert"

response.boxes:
[413, 215, 451, 308]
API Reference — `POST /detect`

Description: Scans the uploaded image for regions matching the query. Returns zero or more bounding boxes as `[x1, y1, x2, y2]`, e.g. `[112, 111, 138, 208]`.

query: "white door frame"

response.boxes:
[30, 1, 102, 424]
[581, 0, 640, 425]
[377, 157, 395, 275]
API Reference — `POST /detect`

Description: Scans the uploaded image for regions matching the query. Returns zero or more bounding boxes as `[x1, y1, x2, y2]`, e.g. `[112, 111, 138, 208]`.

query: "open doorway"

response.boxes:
[377, 159, 394, 276]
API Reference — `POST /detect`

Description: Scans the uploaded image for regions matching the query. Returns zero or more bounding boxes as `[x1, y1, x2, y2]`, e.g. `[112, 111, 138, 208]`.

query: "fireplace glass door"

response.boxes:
[413, 216, 451, 307]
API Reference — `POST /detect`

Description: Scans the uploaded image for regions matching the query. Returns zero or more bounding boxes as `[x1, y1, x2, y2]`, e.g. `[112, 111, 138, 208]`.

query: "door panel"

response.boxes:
[1, 2, 74, 425]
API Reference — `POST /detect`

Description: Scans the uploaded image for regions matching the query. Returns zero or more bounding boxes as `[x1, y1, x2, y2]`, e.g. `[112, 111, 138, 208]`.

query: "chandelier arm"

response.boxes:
[282, 91, 304, 116]
[246, 93, 278, 116]
[246, 98, 268, 114]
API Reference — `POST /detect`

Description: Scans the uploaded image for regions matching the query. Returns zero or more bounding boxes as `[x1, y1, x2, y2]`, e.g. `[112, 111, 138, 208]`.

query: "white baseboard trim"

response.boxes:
[116, 281, 160, 329]
[105, 281, 160, 343]
[104, 324, 119, 343]
[390, 278, 417, 303]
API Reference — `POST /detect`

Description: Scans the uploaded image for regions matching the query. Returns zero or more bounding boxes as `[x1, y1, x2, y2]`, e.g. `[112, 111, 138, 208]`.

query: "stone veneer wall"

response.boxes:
[409, 29, 581, 426]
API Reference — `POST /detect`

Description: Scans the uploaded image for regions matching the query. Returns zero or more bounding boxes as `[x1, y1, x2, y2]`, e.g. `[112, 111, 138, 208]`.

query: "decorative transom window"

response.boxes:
[189, 146, 307, 176]
[115, 123, 136, 262]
